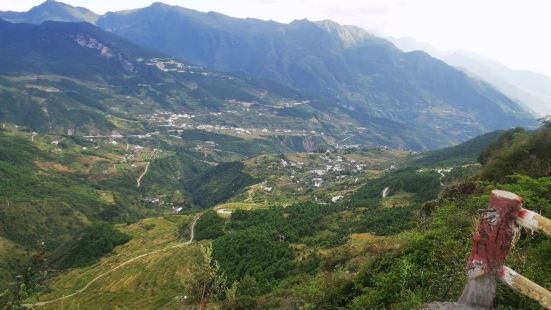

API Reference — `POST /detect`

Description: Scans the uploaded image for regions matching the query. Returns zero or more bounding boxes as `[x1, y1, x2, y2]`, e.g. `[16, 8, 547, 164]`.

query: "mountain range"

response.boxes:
[0, 1, 538, 150]
[0, 19, 353, 150]
[392, 36, 551, 116]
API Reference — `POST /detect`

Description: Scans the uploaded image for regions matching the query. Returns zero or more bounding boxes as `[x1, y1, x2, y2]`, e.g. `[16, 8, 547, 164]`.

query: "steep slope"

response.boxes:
[93, 3, 535, 149]
[392, 37, 551, 116]
[410, 130, 504, 167]
[0, 19, 361, 150]
[0, 2, 537, 149]
[444, 51, 551, 116]
[0, 0, 98, 24]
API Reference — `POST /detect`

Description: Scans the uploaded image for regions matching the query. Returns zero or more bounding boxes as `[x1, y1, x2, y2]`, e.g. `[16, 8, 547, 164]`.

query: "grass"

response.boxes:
[0, 236, 28, 286]
[348, 233, 400, 256]
[215, 202, 267, 211]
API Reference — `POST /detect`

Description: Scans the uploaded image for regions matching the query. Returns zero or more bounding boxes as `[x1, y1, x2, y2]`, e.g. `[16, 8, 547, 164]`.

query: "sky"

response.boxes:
[2, 0, 551, 76]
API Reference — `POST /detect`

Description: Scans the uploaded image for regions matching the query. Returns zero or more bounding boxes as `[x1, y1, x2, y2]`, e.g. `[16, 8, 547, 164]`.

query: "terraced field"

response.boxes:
[26, 216, 202, 309]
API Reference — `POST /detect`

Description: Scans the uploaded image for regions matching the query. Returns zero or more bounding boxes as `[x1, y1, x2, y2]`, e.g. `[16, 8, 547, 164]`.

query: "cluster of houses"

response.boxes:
[262, 152, 369, 199]
[138, 109, 324, 138]
[137, 57, 204, 75]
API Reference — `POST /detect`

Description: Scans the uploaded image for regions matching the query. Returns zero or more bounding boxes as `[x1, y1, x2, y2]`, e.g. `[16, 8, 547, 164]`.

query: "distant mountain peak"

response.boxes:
[0, 0, 99, 24]
[148, 2, 173, 10]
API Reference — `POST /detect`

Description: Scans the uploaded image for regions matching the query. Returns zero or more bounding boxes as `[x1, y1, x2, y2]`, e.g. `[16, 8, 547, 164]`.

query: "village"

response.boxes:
[137, 110, 325, 139]
[241, 147, 406, 206]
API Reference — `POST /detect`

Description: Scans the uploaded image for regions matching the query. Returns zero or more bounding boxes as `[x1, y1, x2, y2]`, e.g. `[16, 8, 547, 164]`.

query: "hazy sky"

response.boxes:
[2, 0, 551, 76]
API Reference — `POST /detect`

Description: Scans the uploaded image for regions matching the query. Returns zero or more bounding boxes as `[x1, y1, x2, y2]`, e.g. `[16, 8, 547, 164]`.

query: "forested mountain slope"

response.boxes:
[94, 3, 535, 149]
[0, 1, 538, 150]
[0, 19, 361, 149]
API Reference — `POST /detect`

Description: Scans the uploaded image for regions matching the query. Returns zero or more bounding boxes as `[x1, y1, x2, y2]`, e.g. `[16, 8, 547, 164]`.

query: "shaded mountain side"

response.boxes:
[392, 36, 551, 116]
[185, 162, 259, 208]
[93, 3, 535, 147]
[478, 126, 551, 182]
[0, 1, 537, 149]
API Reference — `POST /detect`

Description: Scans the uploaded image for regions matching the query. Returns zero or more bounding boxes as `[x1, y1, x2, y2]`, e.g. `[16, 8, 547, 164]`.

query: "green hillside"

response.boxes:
[1, 123, 549, 309]
[0, 19, 360, 152]
[1, 1, 538, 150]
[410, 130, 505, 167]
[94, 3, 535, 149]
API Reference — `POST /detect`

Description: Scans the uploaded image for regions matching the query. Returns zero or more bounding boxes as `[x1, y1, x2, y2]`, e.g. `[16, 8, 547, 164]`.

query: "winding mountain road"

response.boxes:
[23, 214, 201, 308]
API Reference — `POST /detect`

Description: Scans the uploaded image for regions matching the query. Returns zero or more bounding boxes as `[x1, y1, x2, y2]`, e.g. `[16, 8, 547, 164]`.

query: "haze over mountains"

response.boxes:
[0, 0, 539, 150]
[0, 0, 98, 24]
[392, 36, 551, 116]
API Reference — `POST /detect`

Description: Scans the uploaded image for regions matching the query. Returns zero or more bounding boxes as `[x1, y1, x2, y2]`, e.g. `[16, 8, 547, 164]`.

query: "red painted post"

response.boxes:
[457, 190, 522, 308]
[420, 190, 523, 309]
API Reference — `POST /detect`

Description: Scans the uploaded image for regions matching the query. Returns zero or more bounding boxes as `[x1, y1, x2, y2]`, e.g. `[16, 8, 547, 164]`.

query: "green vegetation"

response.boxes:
[1, 123, 547, 309]
[344, 126, 551, 309]
[411, 130, 504, 167]
[350, 168, 442, 205]
[202, 126, 551, 308]
[187, 162, 259, 208]
[184, 243, 228, 309]
[352, 207, 415, 236]
[11, 217, 201, 309]
[479, 127, 551, 182]
[194, 211, 226, 241]
[57, 223, 131, 269]
[213, 229, 295, 288]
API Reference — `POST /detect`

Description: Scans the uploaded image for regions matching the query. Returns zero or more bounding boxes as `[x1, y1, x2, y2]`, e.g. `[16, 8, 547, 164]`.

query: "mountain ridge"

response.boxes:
[391, 36, 551, 116]
[91, 2, 536, 147]
[0, 0, 99, 24]
[0, 1, 538, 150]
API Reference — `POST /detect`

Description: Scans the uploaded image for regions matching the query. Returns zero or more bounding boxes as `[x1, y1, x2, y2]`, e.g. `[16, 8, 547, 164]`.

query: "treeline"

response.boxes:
[194, 197, 420, 301]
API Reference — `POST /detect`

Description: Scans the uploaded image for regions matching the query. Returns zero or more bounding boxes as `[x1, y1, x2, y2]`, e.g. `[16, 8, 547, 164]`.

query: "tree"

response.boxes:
[186, 243, 227, 309]
[0, 244, 49, 309]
